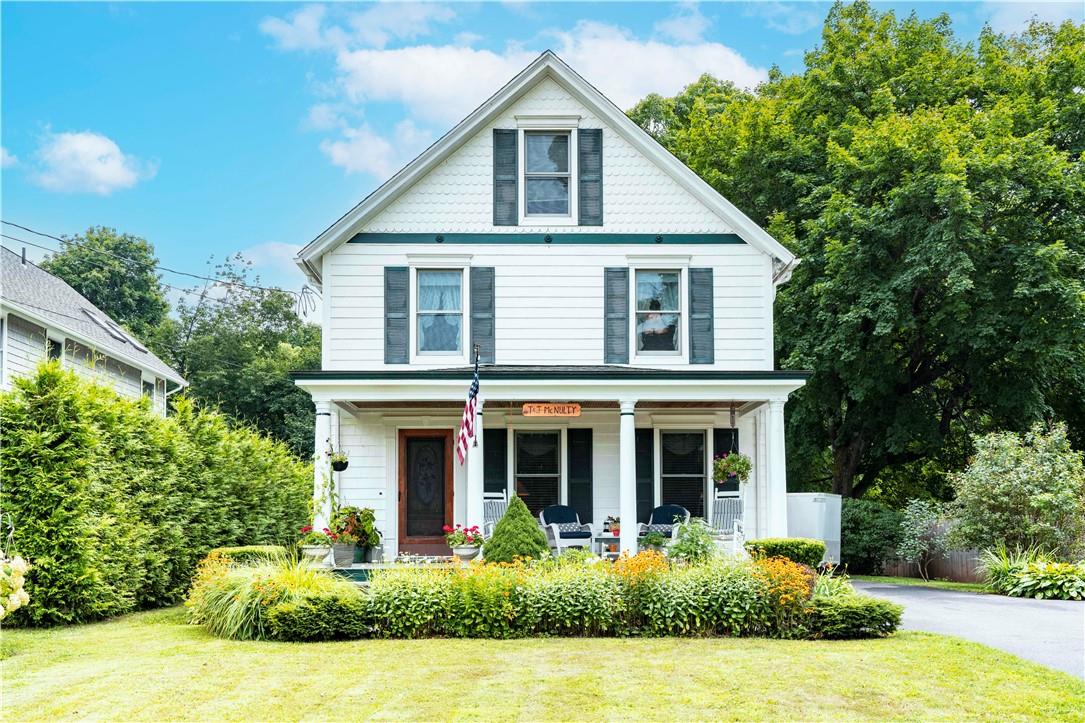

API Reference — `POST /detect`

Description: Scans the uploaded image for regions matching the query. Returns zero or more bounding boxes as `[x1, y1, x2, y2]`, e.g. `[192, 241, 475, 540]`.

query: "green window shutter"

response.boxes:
[567, 428, 593, 524]
[493, 129, 518, 226]
[483, 428, 508, 496]
[635, 428, 654, 524]
[577, 128, 603, 226]
[713, 427, 740, 493]
[384, 266, 409, 364]
[688, 267, 714, 364]
[470, 267, 496, 363]
[604, 267, 629, 364]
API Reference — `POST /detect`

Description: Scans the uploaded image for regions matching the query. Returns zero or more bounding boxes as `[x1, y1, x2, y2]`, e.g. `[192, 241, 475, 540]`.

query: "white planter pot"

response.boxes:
[301, 546, 331, 564]
[452, 546, 480, 561]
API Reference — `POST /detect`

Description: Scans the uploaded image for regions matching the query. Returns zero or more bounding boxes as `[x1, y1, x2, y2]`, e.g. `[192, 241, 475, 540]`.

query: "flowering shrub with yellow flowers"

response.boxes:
[187, 546, 900, 642]
[0, 553, 31, 620]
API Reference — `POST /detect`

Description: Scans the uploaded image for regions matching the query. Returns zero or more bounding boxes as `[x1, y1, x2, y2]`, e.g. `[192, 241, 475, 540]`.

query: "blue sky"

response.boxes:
[2, 1, 1081, 301]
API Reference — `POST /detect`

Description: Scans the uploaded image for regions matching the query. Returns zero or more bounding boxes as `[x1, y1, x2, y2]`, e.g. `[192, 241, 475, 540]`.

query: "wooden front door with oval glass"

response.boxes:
[398, 429, 454, 554]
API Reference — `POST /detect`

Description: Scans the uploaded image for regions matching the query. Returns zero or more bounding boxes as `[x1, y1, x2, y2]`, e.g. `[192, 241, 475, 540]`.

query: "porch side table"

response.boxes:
[594, 533, 621, 560]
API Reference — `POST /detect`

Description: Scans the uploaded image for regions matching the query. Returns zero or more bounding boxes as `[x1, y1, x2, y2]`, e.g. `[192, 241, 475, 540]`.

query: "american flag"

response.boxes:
[456, 355, 480, 464]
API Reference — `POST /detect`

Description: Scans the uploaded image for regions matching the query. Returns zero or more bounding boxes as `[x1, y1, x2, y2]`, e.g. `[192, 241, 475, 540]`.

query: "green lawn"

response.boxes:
[852, 575, 989, 593]
[4, 608, 1083, 721]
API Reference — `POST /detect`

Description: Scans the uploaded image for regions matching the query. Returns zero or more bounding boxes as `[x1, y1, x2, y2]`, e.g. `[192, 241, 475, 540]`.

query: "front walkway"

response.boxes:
[853, 580, 1085, 678]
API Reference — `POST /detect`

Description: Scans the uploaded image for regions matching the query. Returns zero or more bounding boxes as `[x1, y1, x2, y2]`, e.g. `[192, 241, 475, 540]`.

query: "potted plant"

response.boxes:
[605, 516, 620, 536]
[639, 530, 669, 552]
[713, 452, 752, 487]
[443, 523, 483, 561]
[330, 451, 349, 472]
[297, 525, 335, 563]
[331, 530, 358, 567]
[332, 506, 382, 563]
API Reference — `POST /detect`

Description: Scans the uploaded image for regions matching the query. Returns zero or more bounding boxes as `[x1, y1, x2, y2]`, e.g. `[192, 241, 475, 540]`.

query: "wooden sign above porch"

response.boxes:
[522, 402, 582, 417]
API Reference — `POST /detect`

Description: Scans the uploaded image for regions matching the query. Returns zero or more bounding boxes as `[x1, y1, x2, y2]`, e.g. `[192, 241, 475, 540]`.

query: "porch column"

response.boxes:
[618, 399, 638, 555]
[466, 401, 485, 530]
[313, 401, 332, 529]
[766, 399, 788, 537]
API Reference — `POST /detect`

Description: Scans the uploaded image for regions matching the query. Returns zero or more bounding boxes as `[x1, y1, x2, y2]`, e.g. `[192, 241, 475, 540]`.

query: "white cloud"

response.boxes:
[261, 7, 768, 179]
[654, 2, 711, 43]
[33, 130, 155, 195]
[260, 2, 455, 51]
[259, 4, 330, 51]
[319, 119, 433, 177]
[981, 2, 1082, 33]
[744, 2, 823, 36]
[1, 147, 17, 168]
[333, 22, 767, 125]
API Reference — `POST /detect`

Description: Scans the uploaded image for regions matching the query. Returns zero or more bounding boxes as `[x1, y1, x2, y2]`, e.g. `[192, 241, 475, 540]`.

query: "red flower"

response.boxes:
[443, 525, 452, 533]
[299, 525, 312, 534]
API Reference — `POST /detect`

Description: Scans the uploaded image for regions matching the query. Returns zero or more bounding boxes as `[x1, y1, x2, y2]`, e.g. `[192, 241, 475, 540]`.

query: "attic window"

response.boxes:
[81, 309, 148, 353]
[524, 131, 571, 217]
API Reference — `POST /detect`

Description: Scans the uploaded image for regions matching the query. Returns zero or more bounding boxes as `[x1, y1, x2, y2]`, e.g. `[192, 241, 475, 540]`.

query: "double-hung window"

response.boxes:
[524, 131, 571, 217]
[416, 269, 463, 354]
[514, 430, 560, 517]
[635, 270, 681, 354]
[660, 431, 706, 518]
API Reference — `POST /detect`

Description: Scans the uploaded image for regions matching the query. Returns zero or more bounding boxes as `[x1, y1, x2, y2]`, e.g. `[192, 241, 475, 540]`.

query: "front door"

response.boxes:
[398, 429, 453, 554]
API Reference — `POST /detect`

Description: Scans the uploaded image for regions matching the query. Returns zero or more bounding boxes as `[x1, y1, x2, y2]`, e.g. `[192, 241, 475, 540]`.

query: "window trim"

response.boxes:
[510, 428, 566, 516]
[630, 265, 689, 363]
[518, 128, 579, 226]
[409, 265, 470, 364]
[653, 426, 713, 521]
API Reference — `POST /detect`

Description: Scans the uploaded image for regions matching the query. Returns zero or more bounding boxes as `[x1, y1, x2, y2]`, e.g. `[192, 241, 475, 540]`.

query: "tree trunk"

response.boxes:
[830, 438, 864, 497]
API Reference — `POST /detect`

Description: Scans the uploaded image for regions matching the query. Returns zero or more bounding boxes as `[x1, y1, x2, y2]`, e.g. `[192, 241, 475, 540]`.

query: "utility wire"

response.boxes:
[1, 233, 259, 312]
[1, 222, 320, 317]
[1, 219, 311, 298]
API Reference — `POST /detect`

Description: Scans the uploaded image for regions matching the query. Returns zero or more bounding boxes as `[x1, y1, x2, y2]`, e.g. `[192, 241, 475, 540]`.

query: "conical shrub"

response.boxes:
[483, 496, 549, 563]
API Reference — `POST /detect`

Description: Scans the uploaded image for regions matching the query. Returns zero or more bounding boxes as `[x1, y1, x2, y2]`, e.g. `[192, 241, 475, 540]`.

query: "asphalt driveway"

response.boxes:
[853, 581, 1085, 678]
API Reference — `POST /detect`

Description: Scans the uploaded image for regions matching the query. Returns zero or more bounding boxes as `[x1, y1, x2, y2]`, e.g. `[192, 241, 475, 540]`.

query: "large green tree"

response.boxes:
[40, 227, 171, 342]
[632, 3, 1085, 497]
[162, 255, 320, 458]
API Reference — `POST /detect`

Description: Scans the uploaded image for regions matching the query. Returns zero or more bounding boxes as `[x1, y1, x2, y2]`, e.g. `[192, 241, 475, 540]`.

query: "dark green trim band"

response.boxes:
[292, 368, 812, 382]
[347, 232, 745, 245]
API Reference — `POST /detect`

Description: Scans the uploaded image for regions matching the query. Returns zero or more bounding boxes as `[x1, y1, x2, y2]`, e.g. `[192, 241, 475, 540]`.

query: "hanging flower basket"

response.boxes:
[713, 452, 752, 486]
[330, 452, 349, 472]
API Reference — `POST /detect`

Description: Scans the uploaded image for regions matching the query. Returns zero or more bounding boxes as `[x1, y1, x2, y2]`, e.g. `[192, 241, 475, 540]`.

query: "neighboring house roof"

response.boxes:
[1, 246, 185, 385]
[295, 50, 797, 284]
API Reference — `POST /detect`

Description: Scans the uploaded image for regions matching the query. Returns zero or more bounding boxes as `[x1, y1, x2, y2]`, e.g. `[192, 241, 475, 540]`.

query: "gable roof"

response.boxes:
[1, 246, 185, 385]
[296, 50, 796, 283]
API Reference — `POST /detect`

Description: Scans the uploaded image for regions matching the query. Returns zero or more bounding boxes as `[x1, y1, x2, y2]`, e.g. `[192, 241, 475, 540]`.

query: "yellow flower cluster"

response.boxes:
[610, 550, 669, 583]
[752, 556, 816, 607]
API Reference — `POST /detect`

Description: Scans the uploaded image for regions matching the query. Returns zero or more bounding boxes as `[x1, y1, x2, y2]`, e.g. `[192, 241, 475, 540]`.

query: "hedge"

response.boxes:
[807, 596, 903, 639]
[1, 363, 312, 626]
[744, 537, 827, 568]
[209, 555, 902, 642]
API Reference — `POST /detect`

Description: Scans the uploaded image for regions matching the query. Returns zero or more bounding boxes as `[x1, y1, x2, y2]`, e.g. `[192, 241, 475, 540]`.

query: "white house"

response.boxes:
[0, 246, 185, 413]
[293, 51, 807, 557]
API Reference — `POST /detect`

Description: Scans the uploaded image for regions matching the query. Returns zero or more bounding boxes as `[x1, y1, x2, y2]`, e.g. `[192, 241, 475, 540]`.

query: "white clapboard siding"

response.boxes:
[64, 340, 143, 399]
[325, 242, 773, 370]
[4, 314, 48, 380]
[360, 77, 735, 235]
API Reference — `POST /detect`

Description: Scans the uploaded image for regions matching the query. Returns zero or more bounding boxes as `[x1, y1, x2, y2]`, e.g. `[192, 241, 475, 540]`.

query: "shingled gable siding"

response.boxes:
[4, 314, 48, 380]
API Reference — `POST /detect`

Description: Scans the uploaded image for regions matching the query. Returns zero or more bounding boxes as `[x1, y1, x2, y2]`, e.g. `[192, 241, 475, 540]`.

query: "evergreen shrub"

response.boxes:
[807, 596, 903, 639]
[482, 496, 549, 563]
[744, 537, 826, 568]
[1, 364, 311, 626]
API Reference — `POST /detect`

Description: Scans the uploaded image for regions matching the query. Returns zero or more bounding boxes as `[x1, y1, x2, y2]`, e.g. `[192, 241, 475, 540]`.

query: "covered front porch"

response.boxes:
[295, 366, 808, 558]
